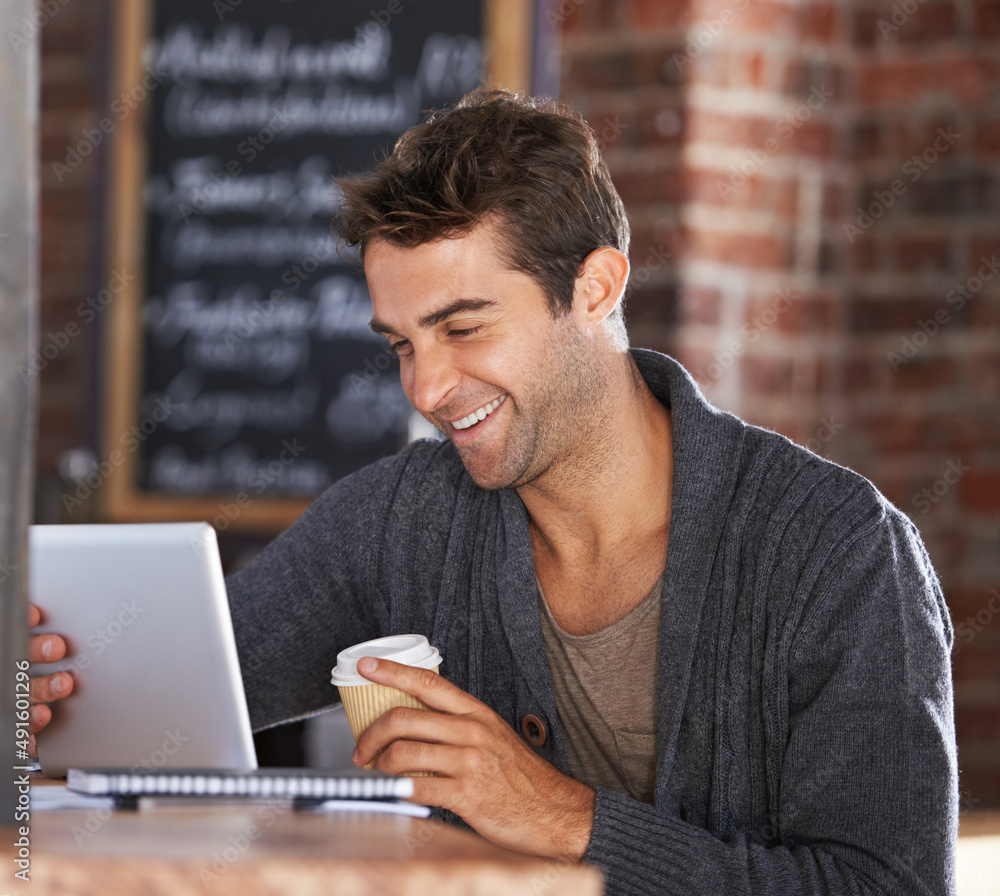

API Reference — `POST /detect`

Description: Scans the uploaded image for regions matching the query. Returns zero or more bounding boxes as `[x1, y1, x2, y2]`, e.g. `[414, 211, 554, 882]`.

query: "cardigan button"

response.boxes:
[521, 714, 547, 747]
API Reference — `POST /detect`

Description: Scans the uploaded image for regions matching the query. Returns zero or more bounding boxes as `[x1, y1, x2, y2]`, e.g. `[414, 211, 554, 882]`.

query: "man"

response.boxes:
[29, 89, 957, 895]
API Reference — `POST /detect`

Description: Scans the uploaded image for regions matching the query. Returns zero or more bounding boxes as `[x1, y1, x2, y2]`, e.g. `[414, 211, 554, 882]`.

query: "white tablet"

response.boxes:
[29, 522, 257, 777]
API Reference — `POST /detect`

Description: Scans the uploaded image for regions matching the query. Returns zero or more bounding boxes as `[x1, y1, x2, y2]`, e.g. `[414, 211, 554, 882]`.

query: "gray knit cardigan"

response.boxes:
[227, 349, 957, 896]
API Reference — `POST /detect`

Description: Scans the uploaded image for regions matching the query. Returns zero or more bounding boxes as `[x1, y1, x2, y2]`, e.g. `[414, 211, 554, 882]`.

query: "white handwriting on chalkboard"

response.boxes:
[417, 34, 482, 99]
[145, 156, 340, 223]
[327, 375, 410, 445]
[157, 371, 320, 441]
[310, 276, 380, 341]
[164, 79, 419, 138]
[185, 333, 310, 384]
[144, 278, 381, 348]
[150, 24, 390, 84]
[164, 221, 340, 270]
[148, 442, 330, 496]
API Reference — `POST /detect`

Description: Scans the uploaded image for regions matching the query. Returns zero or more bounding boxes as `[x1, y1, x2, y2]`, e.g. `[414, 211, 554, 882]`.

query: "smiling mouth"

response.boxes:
[450, 395, 507, 431]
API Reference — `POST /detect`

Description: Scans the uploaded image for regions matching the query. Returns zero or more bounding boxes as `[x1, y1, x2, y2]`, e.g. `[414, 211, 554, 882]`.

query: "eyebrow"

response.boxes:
[369, 298, 498, 337]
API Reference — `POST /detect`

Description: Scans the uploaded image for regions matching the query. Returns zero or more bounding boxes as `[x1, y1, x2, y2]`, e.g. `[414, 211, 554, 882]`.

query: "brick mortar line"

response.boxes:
[560, 30, 692, 55]
[563, 31, 842, 56]
[684, 84, 846, 116]
[605, 148, 684, 168]
[682, 204, 801, 232]
[855, 46, 1000, 65]
[832, 391, 1000, 413]
[676, 261, 836, 287]
[561, 87, 687, 107]
[674, 326, 1000, 349]
[681, 145, 850, 171]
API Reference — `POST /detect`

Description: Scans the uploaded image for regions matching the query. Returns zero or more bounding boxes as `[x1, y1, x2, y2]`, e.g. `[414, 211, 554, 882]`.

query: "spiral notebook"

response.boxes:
[67, 767, 414, 801]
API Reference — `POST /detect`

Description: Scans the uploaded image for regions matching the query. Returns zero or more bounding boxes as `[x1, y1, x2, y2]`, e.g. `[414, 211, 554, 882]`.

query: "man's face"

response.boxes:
[366, 224, 604, 491]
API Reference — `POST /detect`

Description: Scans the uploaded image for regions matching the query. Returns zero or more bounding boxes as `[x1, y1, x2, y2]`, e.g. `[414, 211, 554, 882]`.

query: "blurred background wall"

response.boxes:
[33, 1, 999, 804]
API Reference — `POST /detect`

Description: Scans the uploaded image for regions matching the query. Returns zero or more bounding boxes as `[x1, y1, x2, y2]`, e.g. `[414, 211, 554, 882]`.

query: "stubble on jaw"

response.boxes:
[455, 315, 617, 494]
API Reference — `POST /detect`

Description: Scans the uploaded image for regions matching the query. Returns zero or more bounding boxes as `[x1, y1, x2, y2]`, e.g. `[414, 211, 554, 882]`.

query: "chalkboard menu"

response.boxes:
[102, 0, 532, 530]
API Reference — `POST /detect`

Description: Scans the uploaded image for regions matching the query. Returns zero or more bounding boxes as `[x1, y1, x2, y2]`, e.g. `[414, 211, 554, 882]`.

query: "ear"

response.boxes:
[571, 247, 630, 328]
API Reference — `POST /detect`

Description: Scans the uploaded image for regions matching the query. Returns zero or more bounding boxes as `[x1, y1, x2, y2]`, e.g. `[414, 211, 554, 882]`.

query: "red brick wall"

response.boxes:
[36, 0, 111, 518]
[846, 0, 1000, 809]
[559, 0, 1000, 806]
[36, 1, 1000, 804]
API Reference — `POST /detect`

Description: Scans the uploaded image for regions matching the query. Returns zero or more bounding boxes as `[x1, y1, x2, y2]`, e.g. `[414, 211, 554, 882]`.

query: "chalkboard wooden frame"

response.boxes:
[100, 0, 535, 533]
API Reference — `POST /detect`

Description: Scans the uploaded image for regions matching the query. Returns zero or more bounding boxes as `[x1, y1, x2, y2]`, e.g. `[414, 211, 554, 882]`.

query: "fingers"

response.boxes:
[28, 605, 68, 664]
[371, 738, 518, 833]
[357, 658, 482, 715]
[26, 606, 73, 741]
[28, 705, 51, 738]
[29, 632, 67, 663]
[372, 738, 470, 780]
[29, 670, 73, 706]
[353, 705, 477, 768]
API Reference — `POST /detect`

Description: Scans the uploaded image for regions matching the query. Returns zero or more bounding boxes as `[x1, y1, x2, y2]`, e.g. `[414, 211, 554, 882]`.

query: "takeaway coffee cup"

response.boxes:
[331, 634, 442, 775]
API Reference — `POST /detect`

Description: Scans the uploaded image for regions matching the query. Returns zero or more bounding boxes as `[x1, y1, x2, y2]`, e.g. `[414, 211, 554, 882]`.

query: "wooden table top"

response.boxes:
[14, 785, 995, 896]
[3, 801, 603, 896]
[956, 810, 1000, 896]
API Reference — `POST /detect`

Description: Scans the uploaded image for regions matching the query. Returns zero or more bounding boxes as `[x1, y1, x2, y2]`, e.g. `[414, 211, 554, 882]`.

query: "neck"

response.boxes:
[518, 353, 673, 567]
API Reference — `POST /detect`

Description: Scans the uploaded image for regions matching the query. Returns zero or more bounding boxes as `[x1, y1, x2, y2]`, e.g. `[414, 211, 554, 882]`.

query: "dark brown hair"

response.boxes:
[336, 88, 630, 317]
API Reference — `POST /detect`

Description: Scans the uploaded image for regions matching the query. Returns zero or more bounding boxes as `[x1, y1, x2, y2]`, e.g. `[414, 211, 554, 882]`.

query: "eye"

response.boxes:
[388, 339, 411, 356]
[449, 326, 482, 338]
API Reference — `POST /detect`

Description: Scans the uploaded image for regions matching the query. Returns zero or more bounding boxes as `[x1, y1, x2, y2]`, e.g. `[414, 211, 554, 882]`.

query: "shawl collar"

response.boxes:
[485, 349, 746, 789]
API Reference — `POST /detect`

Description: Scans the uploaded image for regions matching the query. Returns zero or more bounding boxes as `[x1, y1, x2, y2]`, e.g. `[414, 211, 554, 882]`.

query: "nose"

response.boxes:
[404, 342, 460, 418]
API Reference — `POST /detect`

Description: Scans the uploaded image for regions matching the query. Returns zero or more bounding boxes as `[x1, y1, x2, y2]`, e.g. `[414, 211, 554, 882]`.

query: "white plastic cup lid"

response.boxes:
[330, 634, 442, 687]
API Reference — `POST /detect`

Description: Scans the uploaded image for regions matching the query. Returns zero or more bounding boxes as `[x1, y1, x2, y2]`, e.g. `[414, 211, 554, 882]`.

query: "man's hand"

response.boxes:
[26, 604, 74, 753]
[351, 657, 595, 861]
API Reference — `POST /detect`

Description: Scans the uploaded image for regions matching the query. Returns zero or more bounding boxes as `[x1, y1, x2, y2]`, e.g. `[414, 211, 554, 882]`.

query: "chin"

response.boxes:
[455, 452, 517, 491]
[462, 467, 514, 492]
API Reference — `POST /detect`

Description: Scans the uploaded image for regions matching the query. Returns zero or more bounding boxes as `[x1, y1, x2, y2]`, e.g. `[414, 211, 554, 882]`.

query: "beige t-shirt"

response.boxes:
[537, 574, 662, 804]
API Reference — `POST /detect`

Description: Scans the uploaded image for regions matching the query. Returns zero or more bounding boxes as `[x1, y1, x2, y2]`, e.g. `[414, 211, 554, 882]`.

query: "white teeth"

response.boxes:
[451, 395, 506, 430]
